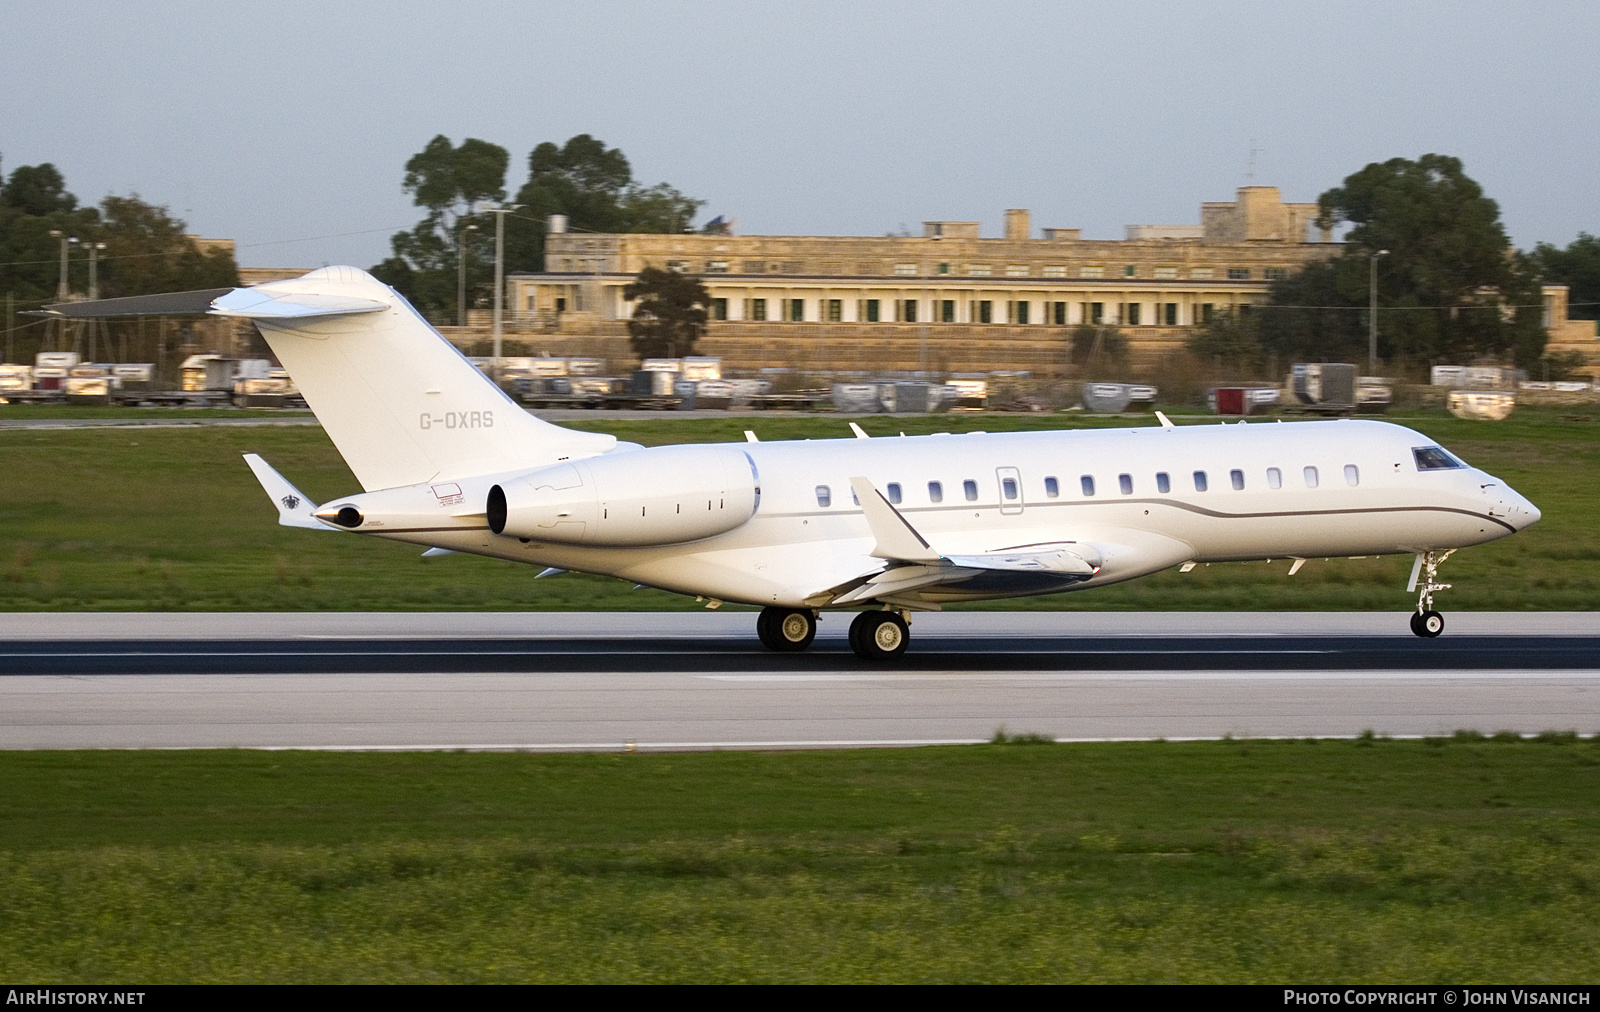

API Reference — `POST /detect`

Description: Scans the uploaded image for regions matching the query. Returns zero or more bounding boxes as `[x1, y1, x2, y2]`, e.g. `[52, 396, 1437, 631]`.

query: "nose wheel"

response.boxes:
[849, 610, 909, 660]
[1407, 550, 1454, 638]
[757, 607, 816, 652]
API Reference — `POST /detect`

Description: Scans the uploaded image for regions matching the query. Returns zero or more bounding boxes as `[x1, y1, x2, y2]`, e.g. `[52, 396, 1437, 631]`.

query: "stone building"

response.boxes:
[504, 186, 1338, 374]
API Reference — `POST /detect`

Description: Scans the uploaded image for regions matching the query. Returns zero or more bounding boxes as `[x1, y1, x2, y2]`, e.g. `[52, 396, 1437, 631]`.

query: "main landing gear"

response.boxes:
[754, 607, 912, 660]
[1409, 549, 1455, 639]
[756, 606, 816, 652]
[849, 610, 909, 661]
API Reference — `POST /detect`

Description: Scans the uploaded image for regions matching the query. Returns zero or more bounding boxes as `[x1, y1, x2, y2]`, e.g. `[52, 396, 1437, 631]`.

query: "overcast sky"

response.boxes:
[3, 0, 1595, 268]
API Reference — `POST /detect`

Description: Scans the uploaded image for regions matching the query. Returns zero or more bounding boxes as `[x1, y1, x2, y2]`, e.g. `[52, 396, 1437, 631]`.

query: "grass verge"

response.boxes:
[2, 738, 1598, 982]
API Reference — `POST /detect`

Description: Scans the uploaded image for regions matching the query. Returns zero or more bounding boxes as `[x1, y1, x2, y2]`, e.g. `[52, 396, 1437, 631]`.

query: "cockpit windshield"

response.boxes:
[1413, 446, 1466, 470]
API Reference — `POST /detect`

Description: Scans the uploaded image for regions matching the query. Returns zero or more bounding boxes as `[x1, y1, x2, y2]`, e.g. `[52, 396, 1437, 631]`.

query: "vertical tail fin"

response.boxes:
[212, 267, 615, 491]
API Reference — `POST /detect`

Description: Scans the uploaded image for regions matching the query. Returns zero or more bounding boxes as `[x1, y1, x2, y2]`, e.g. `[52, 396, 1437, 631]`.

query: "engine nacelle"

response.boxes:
[488, 444, 759, 546]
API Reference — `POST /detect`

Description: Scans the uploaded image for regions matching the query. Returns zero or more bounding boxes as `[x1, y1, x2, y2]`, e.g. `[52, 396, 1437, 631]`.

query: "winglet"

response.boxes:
[242, 453, 326, 530]
[848, 477, 941, 562]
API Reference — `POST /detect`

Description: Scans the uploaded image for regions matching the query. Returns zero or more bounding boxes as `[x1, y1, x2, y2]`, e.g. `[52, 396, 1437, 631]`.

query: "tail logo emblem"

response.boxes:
[281, 495, 302, 511]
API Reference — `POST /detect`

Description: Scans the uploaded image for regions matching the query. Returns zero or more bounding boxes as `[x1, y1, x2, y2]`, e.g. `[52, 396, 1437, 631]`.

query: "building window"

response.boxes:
[750, 298, 767, 322]
[1154, 266, 1178, 280]
[555, 297, 567, 312]
[1228, 268, 1251, 280]
[1089, 302, 1104, 324]
[705, 261, 729, 273]
[1156, 472, 1170, 493]
[1119, 473, 1133, 495]
[1053, 301, 1067, 325]
[787, 299, 805, 322]
[781, 261, 802, 274]
[1164, 302, 1178, 325]
[1006, 265, 1028, 277]
[902, 299, 918, 323]
[1043, 265, 1067, 279]
[1123, 265, 1137, 277]
[1044, 476, 1059, 498]
[1125, 303, 1141, 326]
[886, 482, 903, 504]
[1080, 265, 1104, 279]
[963, 479, 978, 501]
[711, 298, 728, 321]
[969, 264, 992, 277]
[815, 485, 831, 507]
[1199, 303, 1215, 323]
[1193, 470, 1209, 492]
[938, 262, 950, 274]
[864, 299, 880, 323]
[895, 263, 917, 276]
[1304, 466, 1319, 488]
[941, 300, 955, 323]
[928, 480, 943, 503]
[1190, 267, 1213, 280]
[665, 260, 689, 272]
[1230, 469, 1245, 491]
[1081, 475, 1096, 497]
[1264, 268, 1288, 281]
[1014, 301, 1030, 325]
[825, 299, 842, 322]
[977, 300, 993, 324]
[743, 260, 766, 273]
[1344, 464, 1360, 486]
[1267, 467, 1282, 489]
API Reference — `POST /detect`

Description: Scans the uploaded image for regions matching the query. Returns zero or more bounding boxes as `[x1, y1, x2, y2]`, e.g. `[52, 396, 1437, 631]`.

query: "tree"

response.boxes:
[373, 136, 508, 322]
[504, 134, 702, 273]
[623, 267, 709, 360]
[1068, 323, 1129, 374]
[1530, 233, 1600, 321]
[1185, 310, 1262, 377]
[1309, 154, 1544, 366]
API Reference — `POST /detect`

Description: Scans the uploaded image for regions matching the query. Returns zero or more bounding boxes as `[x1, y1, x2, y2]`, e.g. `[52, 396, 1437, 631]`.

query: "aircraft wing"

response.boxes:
[242, 453, 327, 530]
[31, 286, 386, 320]
[834, 477, 1103, 606]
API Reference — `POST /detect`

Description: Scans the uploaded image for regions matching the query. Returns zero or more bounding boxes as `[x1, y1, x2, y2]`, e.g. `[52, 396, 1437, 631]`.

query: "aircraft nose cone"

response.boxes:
[1509, 491, 1540, 530]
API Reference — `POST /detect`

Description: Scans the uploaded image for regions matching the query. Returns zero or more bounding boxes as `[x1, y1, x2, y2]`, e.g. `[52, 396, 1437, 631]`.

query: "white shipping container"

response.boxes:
[35, 351, 79, 368]
[567, 357, 605, 376]
[1447, 390, 1515, 420]
[527, 358, 568, 377]
[109, 364, 154, 382]
[681, 357, 722, 381]
[640, 358, 683, 373]
[65, 376, 110, 396]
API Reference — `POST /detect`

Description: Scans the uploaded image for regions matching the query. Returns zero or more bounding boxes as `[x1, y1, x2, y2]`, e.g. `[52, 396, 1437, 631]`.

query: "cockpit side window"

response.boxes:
[1413, 446, 1465, 470]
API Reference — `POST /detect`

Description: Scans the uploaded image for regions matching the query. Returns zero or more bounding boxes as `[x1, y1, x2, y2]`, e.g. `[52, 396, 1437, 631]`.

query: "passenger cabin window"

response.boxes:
[1413, 446, 1465, 470]
[1230, 469, 1245, 491]
[1044, 476, 1059, 498]
[1001, 477, 1019, 500]
[928, 480, 943, 503]
[1156, 472, 1170, 494]
[1193, 471, 1208, 492]
[1119, 473, 1133, 495]
[815, 485, 831, 507]
[1080, 475, 1096, 497]
[1267, 467, 1282, 489]
[1304, 466, 1319, 489]
[886, 482, 902, 504]
[1344, 464, 1360, 486]
[963, 479, 978, 502]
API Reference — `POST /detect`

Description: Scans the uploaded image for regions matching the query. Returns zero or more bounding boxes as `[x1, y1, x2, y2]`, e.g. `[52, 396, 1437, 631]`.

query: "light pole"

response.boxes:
[48, 230, 74, 301]
[456, 222, 478, 328]
[1369, 249, 1389, 376]
[480, 203, 522, 378]
[86, 241, 105, 301]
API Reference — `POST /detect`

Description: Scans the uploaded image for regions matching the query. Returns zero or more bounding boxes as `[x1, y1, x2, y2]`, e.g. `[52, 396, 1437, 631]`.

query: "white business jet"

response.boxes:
[44, 267, 1541, 659]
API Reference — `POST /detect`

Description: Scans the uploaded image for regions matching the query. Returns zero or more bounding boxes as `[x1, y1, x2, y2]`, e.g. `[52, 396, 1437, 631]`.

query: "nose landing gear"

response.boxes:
[1408, 550, 1455, 638]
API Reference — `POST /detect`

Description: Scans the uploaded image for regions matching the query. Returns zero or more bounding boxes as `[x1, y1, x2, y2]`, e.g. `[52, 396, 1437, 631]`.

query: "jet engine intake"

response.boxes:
[489, 444, 759, 547]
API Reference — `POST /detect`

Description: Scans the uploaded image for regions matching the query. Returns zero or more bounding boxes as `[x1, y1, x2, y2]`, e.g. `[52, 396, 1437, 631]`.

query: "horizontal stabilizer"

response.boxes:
[210, 287, 388, 319]
[848, 477, 941, 562]
[31, 288, 235, 318]
[242, 453, 326, 530]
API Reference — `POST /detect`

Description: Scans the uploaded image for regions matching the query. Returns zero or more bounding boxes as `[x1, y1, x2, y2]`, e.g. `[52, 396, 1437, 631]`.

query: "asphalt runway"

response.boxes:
[1, 612, 1596, 750]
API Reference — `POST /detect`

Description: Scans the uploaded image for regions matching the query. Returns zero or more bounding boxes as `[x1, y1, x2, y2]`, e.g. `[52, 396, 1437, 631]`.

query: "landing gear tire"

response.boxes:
[1410, 610, 1444, 639]
[757, 607, 816, 652]
[849, 610, 909, 661]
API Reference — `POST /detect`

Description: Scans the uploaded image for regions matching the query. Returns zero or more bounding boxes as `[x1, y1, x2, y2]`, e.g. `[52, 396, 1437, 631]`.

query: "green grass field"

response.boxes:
[1, 738, 1597, 982]
[2, 406, 1596, 611]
